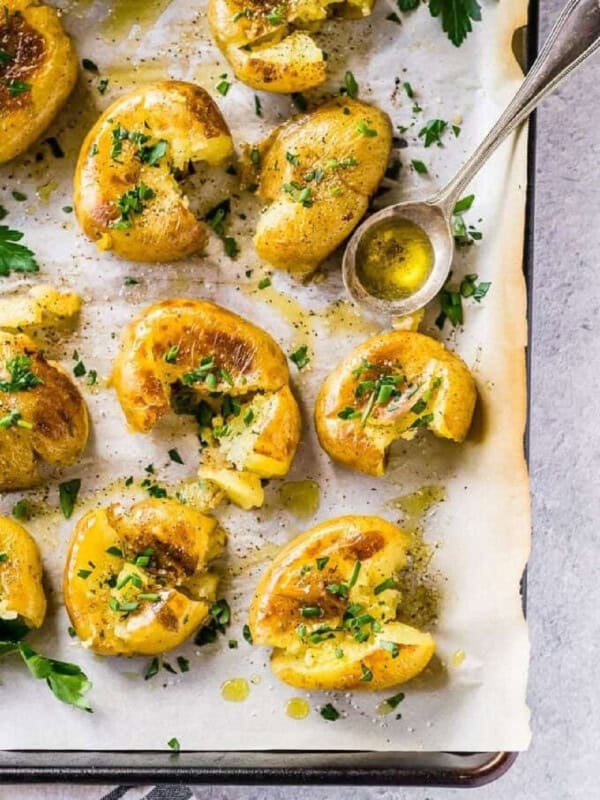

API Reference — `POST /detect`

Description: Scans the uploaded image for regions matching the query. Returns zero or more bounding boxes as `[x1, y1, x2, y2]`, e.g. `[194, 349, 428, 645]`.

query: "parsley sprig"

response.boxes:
[0, 355, 42, 393]
[0, 226, 39, 276]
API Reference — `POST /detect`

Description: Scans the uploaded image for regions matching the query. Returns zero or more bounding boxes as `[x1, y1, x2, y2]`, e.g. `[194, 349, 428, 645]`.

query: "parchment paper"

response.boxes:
[0, 0, 531, 750]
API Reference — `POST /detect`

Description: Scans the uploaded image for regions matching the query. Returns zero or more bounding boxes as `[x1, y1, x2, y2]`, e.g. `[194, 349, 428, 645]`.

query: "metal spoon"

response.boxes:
[343, 0, 600, 317]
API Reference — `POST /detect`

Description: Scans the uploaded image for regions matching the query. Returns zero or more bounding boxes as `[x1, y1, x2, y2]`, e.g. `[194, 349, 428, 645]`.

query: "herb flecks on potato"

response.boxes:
[0, 332, 89, 491]
[249, 515, 435, 690]
[112, 298, 301, 510]
[63, 498, 226, 657]
[253, 97, 392, 277]
[315, 330, 477, 476]
[208, 0, 375, 93]
[0, 0, 78, 164]
[74, 81, 234, 262]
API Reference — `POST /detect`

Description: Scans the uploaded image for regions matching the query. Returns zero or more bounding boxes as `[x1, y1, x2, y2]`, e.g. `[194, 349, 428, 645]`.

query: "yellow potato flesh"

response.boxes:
[254, 98, 392, 276]
[112, 299, 301, 511]
[73, 81, 234, 262]
[63, 499, 224, 656]
[0, 516, 46, 630]
[208, 0, 373, 93]
[315, 330, 477, 476]
[249, 515, 435, 690]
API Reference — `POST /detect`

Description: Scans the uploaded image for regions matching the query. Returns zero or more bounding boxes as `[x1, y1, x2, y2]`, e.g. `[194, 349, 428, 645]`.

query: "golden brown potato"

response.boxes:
[0, 516, 46, 630]
[249, 515, 435, 690]
[315, 330, 477, 476]
[112, 298, 301, 510]
[0, 332, 89, 491]
[73, 81, 234, 262]
[208, 0, 374, 93]
[253, 97, 392, 276]
[63, 498, 226, 656]
[0, 0, 78, 164]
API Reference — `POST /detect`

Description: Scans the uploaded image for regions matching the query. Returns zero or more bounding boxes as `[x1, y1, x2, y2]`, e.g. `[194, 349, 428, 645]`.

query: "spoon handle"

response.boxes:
[431, 0, 600, 213]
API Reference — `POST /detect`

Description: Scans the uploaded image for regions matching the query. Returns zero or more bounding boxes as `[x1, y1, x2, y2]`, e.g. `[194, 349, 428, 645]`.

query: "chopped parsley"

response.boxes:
[428, 0, 482, 47]
[216, 74, 231, 96]
[341, 70, 359, 99]
[59, 479, 81, 519]
[164, 344, 179, 364]
[0, 355, 42, 393]
[14, 642, 92, 711]
[383, 690, 405, 709]
[167, 737, 180, 752]
[319, 703, 340, 721]
[0, 410, 31, 430]
[242, 624, 253, 644]
[266, 6, 284, 24]
[411, 159, 428, 174]
[194, 599, 231, 645]
[356, 119, 378, 137]
[12, 499, 30, 521]
[168, 448, 184, 464]
[7, 80, 31, 97]
[257, 276, 271, 290]
[289, 345, 310, 370]
[254, 94, 262, 117]
[418, 119, 448, 147]
[112, 184, 155, 229]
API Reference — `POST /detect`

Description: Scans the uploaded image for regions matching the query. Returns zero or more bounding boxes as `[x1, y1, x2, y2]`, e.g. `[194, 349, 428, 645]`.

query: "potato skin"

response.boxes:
[0, 516, 46, 629]
[0, 0, 78, 164]
[0, 332, 89, 491]
[208, 0, 376, 93]
[315, 330, 477, 476]
[73, 81, 234, 262]
[254, 98, 393, 276]
[112, 297, 291, 432]
[63, 499, 225, 656]
[249, 515, 435, 691]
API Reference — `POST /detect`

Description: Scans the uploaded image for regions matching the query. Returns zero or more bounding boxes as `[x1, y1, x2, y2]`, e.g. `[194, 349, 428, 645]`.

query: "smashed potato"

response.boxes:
[208, 0, 374, 93]
[249, 515, 435, 690]
[0, 285, 81, 331]
[0, 516, 46, 630]
[63, 498, 225, 656]
[0, 0, 78, 164]
[112, 298, 301, 510]
[315, 330, 477, 476]
[0, 332, 89, 491]
[253, 97, 392, 276]
[73, 81, 234, 262]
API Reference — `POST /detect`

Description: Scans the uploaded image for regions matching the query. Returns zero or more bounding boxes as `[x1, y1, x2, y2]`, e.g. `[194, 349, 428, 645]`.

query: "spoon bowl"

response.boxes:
[342, 199, 453, 318]
[342, 0, 600, 318]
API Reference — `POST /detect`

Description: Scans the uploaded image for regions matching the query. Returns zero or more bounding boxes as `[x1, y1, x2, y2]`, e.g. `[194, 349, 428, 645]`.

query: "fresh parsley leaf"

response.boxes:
[356, 119, 378, 137]
[59, 479, 81, 519]
[112, 184, 155, 229]
[254, 94, 262, 117]
[0, 226, 39, 276]
[17, 642, 92, 711]
[216, 74, 230, 96]
[398, 0, 419, 9]
[144, 657, 160, 680]
[428, 0, 482, 47]
[167, 737, 180, 751]
[453, 194, 475, 214]
[257, 276, 271, 290]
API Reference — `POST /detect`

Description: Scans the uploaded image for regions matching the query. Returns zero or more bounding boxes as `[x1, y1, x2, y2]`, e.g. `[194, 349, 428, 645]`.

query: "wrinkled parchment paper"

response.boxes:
[0, 0, 531, 750]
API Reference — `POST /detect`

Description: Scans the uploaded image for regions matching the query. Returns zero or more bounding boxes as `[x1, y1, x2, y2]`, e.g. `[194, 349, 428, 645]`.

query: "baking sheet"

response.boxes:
[0, 0, 531, 751]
